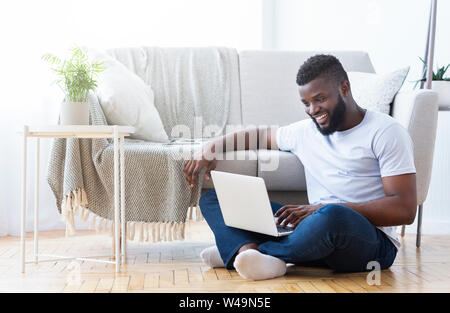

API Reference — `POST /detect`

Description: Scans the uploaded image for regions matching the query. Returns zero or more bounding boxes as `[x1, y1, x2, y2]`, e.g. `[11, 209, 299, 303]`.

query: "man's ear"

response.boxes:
[340, 80, 351, 97]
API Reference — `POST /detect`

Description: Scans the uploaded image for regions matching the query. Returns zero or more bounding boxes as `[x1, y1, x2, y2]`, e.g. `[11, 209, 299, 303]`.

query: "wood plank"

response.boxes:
[254, 287, 272, 293]
[271, 285, 288, 293]
[111, 276, 130, 293]
[134, 253, 148, 265]
[95, 278, 114, 293]
[128, 274, 145, 291]
[238, 284, 256, 293]
[144, 272, 159, 289]
[283, 283, 305, 293]
[174, 269, 189, 286]
[187, 267, 204, 283]
[311, 280, 336, 293]
[215, 268, 232, 280]
[159, 270, 174, 288]
[324, 280, 351, 293]
[62, 282, 82, 293]
[296, 281, 319, 293]
[201, 266, 218, 281]
[229, 269, 242, 280]
[79, 279, 99, 293]
[331, 278, 367, 293]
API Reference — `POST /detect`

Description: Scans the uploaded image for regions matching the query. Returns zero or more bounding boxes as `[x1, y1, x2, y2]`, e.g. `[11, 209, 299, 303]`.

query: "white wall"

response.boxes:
[0, 0, 263, 235]
[267, 0, 450, 90]
[420, 111, 450, 235]
[268, 0, 450, 234]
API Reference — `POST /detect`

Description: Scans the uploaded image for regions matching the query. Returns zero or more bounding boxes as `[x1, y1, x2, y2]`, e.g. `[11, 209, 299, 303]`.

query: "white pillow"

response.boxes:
[348, 67, 409, 114]
[85, 48, 169, 143]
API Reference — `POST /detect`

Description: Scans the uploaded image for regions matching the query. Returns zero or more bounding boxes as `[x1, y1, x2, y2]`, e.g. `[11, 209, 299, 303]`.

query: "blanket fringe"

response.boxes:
[186, 205, 204, 221]
[61, 187, 203, 242]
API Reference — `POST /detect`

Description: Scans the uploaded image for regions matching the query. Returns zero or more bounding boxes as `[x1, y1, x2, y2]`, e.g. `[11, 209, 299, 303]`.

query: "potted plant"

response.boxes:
[42, 47, 104, 125]
[415, 58, 450, 109]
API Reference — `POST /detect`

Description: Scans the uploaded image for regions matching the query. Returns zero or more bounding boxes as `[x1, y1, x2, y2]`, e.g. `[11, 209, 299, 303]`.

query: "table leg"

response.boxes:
[20, 126, 28, 273]
[34, 138, 40, 264]
[113, 126, 120, 272]
[111, 224, 115, 257]
[120, 136, 126, 264]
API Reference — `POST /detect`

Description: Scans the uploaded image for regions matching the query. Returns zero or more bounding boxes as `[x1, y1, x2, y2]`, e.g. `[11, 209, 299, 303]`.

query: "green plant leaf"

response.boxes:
[42, 45, 106, 102]
[415, 57, 450, 83]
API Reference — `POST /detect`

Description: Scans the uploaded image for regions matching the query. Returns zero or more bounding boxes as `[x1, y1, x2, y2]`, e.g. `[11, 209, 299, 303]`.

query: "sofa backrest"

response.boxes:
[105, 46, 243, 136]
[104, 47, 376, 133]
[238, 50, 376, 128]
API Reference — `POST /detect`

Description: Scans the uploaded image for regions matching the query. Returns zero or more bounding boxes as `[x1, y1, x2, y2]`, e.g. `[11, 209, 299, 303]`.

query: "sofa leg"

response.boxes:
[416, 204, 423, 248]
[400, 225, 405, 237]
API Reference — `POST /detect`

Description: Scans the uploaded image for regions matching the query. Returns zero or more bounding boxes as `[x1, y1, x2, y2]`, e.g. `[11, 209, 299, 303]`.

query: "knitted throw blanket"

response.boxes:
[46, 47, 236, 242]
[46, 93, 207, 241]
[106, 46, 237, 138]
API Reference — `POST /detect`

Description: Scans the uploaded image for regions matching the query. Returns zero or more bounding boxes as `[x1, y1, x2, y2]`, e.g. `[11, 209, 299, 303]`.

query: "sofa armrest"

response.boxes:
[391, 89, 439, 205]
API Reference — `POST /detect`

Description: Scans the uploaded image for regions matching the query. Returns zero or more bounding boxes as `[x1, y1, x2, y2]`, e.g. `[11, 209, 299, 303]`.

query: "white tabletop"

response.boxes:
[18, 125, 135, 138]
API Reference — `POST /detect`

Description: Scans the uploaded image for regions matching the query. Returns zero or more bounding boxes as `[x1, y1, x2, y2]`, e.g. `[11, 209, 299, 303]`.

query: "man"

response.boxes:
[183, 54, 417, 281]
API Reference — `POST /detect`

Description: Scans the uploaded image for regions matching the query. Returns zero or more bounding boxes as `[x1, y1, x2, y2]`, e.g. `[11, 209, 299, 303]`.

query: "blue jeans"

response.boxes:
[199, 189, 397, 272]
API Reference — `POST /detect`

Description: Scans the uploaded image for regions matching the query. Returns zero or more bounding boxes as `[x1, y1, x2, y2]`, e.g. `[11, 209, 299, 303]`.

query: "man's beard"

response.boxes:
[311, 94, 347, 135]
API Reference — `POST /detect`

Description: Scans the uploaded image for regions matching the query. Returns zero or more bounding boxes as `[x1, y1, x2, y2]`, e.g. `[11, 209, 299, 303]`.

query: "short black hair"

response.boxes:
[296, 54, 348, 86]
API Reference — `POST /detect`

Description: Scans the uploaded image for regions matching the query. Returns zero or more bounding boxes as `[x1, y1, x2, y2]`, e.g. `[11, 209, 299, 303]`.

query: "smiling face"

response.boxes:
[299, 76, 347, 136]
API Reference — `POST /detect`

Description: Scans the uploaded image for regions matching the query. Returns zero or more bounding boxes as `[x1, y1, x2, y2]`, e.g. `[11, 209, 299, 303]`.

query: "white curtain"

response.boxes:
[0, 0, 263, 235]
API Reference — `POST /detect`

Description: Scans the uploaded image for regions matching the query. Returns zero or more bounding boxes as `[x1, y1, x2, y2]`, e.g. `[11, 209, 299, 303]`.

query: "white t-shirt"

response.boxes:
[276, 110, 416, 249]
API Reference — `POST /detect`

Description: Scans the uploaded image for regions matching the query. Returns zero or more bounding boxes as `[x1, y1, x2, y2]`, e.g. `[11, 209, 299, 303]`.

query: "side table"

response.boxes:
[18, 125, 135, 273]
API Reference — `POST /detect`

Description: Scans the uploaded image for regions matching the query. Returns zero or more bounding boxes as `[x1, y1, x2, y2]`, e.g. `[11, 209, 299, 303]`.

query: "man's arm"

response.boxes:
[334, 173, 417, 226]
[183, 126, 279, 187]
[276, 173, 417, 228]
[203, 126, 279, 157]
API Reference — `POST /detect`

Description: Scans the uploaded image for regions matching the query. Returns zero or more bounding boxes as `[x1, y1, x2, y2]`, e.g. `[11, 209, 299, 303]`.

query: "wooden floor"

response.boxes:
[1, 221, 450, 293]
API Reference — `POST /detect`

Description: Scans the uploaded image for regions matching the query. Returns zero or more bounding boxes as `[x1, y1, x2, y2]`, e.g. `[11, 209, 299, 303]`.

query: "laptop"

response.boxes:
[210, 170, 294, 237]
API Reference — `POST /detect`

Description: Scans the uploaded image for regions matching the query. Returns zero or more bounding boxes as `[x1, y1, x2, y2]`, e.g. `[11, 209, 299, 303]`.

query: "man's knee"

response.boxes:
[315, 204, 359, 229]
[317, 204, 353, 218]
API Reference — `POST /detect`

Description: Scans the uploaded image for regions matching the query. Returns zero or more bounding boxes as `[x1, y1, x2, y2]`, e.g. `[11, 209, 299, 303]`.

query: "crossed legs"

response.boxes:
[199, 189, 397, 280]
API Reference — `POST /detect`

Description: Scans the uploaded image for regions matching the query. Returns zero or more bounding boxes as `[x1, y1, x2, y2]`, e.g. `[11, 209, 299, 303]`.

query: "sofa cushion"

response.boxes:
[257, 150, 306, 191]
[86, 48, 169, 143]
[239, 50, 376, 127]
[202, 150, 258, 189]
[348, 67, 409, 115]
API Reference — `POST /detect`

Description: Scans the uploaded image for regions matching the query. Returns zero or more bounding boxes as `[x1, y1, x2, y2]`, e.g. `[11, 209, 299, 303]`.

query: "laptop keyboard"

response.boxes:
[273, 217, 294, 234]
[277, 225, 294, 233]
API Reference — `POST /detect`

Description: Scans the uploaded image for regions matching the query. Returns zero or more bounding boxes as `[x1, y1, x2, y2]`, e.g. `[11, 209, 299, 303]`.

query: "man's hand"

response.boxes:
[274, 204, 324, 229]
[183, 152, 217, 188]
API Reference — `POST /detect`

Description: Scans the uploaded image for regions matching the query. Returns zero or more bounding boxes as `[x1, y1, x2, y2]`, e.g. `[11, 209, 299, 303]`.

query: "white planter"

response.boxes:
[432, 81, 450, 109]
[60, 101, 89, 125]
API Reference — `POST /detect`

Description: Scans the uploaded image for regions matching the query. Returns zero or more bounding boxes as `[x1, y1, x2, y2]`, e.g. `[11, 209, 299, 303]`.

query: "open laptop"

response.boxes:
[210, 170, 294, 237]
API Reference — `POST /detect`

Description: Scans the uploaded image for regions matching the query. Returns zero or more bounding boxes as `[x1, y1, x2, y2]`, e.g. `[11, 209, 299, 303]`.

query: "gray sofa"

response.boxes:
[200, 50, 439, 228]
